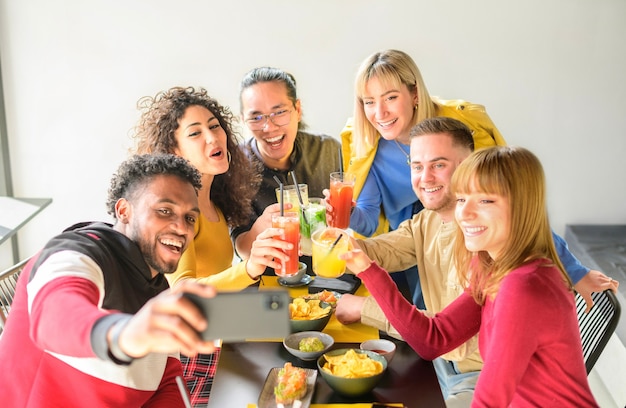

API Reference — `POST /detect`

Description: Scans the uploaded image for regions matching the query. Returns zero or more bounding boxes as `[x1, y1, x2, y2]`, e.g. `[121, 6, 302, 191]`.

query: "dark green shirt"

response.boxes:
[231, 130, 341, 252]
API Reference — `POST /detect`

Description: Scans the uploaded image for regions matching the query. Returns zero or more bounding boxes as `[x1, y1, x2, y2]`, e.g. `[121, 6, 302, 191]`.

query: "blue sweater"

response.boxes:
[350, 138, 418, 236]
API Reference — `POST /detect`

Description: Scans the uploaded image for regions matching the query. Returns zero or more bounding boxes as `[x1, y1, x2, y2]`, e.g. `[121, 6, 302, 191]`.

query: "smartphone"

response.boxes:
[183, 290, 291, 342]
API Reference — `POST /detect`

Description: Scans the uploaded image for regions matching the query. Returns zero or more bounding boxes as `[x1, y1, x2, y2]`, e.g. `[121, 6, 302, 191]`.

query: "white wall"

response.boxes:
[1, 0, 625, 268]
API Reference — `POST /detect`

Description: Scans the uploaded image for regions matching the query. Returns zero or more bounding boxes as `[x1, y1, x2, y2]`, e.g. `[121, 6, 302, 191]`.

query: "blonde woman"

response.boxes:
[339, 49, 506, 238]
[332, 49, 506, 308]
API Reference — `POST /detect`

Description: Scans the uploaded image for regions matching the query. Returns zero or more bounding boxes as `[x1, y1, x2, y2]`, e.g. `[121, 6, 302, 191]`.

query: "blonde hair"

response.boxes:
[352, 49, 437, 157]
[452, 146, 572, 304]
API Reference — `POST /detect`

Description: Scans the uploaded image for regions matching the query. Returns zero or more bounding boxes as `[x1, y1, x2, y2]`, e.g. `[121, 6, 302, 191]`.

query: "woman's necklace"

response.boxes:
[392, 139, 411, 165]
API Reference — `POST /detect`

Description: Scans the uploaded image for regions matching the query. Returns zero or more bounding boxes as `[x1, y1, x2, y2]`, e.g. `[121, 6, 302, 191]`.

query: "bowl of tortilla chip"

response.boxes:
[317, 348, 387, 396]
[289, 298, 332, 333]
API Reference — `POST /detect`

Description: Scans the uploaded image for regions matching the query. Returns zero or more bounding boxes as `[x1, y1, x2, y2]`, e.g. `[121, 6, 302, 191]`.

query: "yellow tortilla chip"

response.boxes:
[322, 349, 384, 378]
[289, 298, 331, 320]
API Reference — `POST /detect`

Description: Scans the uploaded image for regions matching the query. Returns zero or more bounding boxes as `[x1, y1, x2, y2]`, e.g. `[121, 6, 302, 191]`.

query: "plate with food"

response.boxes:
[258, 363, 317, 408]
[299, 289, 341, 308]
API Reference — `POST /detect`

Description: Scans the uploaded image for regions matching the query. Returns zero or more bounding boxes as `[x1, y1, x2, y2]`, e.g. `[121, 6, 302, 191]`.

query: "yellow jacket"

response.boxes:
[340, 99, 506, 237]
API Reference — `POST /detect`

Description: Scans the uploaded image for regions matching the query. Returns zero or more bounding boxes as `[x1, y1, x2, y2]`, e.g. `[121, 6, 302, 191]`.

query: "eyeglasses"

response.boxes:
[245, 109, 292, 130]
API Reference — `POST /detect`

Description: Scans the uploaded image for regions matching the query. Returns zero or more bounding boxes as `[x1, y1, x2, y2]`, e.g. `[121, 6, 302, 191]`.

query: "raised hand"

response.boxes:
[246, 227, 293, 278]
[339, 248, 373, 276]
[115, 281, 217, 358]
[235, 202, 293, 259]
[322, 188, 355, 227]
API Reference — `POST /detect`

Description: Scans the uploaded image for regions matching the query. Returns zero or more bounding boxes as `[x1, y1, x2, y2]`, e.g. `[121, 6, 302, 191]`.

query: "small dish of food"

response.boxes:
[289, 298, 332, 333]
[360, 338, 397, 363]
[258, 363, 316, 408]
[283, 331, 334, 361]
[299, 289, 341, 309]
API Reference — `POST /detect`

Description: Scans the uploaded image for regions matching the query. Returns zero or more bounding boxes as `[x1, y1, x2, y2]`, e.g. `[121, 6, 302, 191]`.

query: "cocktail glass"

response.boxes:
[328, 172, 355, 230]
[271, 212, 300, 277]
[275, 184, 308, 212]
[311, 227, 350, 278]
[300, 197, 327, 256]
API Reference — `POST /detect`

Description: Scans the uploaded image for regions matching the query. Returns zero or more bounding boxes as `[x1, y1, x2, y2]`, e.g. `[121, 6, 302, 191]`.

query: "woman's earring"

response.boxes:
[227, 150, 232, 163]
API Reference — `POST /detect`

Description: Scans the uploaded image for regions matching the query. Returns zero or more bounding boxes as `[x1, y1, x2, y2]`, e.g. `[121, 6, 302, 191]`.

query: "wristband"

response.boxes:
[108, 317, 134, 364]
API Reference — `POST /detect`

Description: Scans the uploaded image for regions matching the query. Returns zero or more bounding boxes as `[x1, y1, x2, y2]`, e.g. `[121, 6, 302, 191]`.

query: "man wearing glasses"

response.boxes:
[232, 66, 341, 263]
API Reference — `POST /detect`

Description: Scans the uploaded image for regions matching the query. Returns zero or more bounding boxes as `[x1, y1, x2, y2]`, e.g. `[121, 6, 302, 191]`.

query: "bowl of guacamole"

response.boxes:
[283, 331, 334, 361]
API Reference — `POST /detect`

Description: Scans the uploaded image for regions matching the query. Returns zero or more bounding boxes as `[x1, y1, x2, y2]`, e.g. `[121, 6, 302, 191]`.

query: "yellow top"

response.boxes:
[167, 207, 257, 290]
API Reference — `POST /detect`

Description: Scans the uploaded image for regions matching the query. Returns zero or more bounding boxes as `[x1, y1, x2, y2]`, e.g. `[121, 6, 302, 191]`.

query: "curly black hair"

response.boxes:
[131, 86, 261, 227]
[106, 153, 202, 218]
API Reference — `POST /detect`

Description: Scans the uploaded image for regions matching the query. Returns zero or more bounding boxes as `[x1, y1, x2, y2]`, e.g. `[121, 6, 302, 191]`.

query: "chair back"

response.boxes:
[0, 258, 30, 330]
[576, 289, 621, 374]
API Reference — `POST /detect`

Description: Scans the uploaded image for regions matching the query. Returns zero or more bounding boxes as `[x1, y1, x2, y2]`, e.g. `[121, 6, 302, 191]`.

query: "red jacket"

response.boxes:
[0, 222, 184, 407]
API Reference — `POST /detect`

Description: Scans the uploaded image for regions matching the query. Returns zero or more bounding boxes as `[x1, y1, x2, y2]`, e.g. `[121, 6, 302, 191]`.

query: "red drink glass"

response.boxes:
[328, 172, 356, 230]
[271, 212, 300, 276]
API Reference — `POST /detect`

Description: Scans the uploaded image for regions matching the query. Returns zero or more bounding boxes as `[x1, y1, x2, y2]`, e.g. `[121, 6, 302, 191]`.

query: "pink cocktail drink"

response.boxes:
[328, 172, 355, 230]
[271, 212, 300, 276]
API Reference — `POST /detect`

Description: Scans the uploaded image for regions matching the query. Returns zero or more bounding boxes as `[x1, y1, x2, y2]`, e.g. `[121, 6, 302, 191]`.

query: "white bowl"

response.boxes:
[283, 331, 334, 361]
[359, 339, 396, 363]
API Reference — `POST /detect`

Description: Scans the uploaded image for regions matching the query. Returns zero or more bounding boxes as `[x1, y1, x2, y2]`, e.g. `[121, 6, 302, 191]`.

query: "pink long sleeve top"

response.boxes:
[358, 258, 598, 407]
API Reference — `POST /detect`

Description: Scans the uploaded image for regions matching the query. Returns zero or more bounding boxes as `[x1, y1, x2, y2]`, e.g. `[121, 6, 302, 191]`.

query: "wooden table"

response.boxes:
[208, 276, 445, 407]
[208, 339, 445, 408]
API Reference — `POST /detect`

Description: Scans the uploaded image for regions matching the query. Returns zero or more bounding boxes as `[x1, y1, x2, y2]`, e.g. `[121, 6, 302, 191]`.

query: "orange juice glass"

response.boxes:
[311, 227, 350, 278]
[271, 212, 300, 277]
[328, 172, 356, 229]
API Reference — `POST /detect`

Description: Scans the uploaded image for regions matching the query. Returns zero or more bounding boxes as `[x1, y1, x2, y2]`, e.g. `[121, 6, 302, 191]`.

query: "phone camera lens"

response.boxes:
[267, 295, 283, 310]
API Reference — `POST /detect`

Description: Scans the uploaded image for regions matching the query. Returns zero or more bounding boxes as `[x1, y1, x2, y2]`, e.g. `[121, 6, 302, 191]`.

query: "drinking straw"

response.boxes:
[321, 231, 345, 265]
[338, 147, 343, 176]
[289, 171, 308, 224]
[329, 232, 344, 253]
[273, 175, 284, 216]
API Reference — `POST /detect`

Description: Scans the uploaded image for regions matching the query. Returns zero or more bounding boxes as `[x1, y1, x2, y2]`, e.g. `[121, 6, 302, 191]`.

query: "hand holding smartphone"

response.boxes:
[183, 290, 291, 343]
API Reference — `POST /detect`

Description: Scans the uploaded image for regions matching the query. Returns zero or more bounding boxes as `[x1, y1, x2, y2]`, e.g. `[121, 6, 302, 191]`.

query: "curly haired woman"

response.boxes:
[132, 86, 292, 406]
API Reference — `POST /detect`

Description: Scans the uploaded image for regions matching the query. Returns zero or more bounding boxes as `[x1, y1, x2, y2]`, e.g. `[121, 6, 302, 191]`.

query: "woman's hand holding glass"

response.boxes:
[255, 202, 293, 230]
[236, 202, 294, 260]
[245, 227, 294, 279]
[322, 188, 356, 228]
